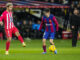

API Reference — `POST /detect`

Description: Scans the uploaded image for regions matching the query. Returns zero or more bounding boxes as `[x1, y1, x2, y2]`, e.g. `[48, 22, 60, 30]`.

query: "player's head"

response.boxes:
[6, 2, 13, 12]
[73, 8, 79, 15]
[43, 8, 50, 17]
[23, 20, 26, 25]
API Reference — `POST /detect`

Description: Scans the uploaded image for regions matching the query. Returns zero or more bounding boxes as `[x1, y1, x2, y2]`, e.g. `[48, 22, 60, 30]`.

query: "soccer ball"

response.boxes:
[49, 45, 56, 52]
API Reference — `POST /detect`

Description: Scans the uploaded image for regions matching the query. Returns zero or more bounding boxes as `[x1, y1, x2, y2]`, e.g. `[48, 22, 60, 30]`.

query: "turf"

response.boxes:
[0, 39, 80, 60]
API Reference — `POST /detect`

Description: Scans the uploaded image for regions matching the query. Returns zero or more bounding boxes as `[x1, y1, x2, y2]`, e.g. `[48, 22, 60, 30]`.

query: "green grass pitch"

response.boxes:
[0, 39, 80, 60]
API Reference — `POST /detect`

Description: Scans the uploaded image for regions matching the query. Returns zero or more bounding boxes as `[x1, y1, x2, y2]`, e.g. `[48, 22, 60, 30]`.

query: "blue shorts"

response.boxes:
[43, 31, 55, 39]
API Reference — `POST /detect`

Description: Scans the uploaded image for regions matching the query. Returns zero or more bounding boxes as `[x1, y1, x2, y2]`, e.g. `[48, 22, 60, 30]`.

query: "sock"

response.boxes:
[18, 35, 24, 43]
[6, 41, 10, 51]
[43, 45, 46, 52]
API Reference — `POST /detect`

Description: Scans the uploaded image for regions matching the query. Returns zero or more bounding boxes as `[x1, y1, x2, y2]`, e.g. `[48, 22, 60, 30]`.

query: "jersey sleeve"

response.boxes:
[53, 16, 59, 31]
[0, 13, 4, 22]
[39, 17, 44, 31]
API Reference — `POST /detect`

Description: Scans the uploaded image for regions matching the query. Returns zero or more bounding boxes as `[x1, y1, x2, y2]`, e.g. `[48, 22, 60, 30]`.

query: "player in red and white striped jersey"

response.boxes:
[0, 3, 26, 55]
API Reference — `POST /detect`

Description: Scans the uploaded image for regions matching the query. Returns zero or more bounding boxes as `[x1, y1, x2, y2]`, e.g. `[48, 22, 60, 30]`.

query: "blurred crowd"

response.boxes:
[2, 0, 69, 5]
[1, 0, 79, 5]
[0, 0, 80, 39]
[0, 11, 43, 39]
[16, 19, 43, 39]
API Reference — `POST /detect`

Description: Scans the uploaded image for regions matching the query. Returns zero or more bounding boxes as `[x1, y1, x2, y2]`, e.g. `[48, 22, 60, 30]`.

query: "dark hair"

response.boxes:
[74, 8, 79, 12]
[43, 8, 50, 13]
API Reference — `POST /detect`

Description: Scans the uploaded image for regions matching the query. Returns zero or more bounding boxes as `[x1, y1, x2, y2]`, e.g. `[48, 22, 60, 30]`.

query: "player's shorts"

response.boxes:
[43, 31, 55, 39]
[5, 27, 19, 38]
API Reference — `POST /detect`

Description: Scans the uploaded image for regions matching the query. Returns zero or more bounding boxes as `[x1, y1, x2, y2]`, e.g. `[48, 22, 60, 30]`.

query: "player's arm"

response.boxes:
[0, 14, 4, 25]
[39, 17, 44, 31]
[53, 16, 59, 31]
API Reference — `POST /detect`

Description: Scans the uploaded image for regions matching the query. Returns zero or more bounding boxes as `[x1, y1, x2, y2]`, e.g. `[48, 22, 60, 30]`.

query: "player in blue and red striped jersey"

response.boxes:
[39, 8, 59, 54]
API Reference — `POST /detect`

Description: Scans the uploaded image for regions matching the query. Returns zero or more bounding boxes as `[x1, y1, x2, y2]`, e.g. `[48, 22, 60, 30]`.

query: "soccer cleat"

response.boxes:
[42, 52, 46, 54]
[5, 51, 9, 55]
[22, 42, 26, 47]
[54, 50, 57, 54]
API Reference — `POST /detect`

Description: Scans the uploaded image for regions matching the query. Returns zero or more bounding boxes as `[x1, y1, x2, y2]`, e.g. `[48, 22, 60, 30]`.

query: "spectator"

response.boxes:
[21, 20, 33, 39]
[45, 0, 49, 2]
[36, 20, 42, 39]
[70, 1, 75, 15]
[21, 20, 28, 38]
[61, 8, 69, 30]
[77, 2, 80, 10]
[51, 0, 54, 3]
[28, 20, 33, 38]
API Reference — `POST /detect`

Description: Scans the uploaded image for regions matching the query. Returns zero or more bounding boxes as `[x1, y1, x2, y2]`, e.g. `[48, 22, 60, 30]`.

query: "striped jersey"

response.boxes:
[39, 14, 59, 32]
[0, 10, 15, 29]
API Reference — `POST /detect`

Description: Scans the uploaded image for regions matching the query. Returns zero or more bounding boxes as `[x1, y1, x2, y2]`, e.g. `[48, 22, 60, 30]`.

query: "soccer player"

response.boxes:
[39, 8, 59, 54]
[0, 3, 26, 55]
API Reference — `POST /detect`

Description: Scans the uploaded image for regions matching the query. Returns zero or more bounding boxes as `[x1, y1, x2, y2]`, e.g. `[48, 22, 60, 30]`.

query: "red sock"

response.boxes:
[43, 45, 46, 52]
[6, 41, 10, 51]
[18, 35, 24, 43]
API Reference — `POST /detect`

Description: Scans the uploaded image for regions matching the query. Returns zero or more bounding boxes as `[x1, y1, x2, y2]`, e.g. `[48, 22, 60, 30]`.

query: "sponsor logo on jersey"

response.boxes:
[49, 19, 52, 23]
[46, 23, 52, 26]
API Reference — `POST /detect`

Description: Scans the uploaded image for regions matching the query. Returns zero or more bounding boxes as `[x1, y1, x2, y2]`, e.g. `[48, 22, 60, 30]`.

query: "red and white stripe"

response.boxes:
[7, 14, 9, 29]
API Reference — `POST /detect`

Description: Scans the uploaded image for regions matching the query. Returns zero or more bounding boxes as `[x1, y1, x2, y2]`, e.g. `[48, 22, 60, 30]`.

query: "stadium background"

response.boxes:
[0, 0, 76, 40]
[0, 0, 80, 60]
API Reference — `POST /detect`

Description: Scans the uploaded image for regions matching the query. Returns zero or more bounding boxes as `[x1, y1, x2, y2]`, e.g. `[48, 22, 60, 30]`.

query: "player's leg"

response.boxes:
[6, 37, 12, 55]
[5, 29, 12, 55]
[49, 32, 55, 45]
[42, 31, 49, 54]
[49, 39, 54, 45]
[49, 32, 57, 54]
[42, 38, 46, 54]
[13, 27, 26, 47]
[49, 39, 57, 54]
[15, 32, 26, 47]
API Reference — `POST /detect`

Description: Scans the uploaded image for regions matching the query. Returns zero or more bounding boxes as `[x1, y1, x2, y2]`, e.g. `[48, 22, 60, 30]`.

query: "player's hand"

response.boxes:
[0, 22, 3, 26]
[72, 26, 74, 29]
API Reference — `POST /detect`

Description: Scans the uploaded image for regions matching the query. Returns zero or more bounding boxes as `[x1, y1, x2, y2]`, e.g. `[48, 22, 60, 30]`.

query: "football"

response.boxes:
[49, 45, 56, 52]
